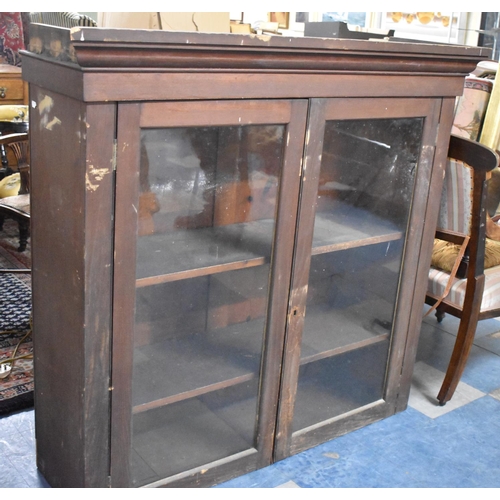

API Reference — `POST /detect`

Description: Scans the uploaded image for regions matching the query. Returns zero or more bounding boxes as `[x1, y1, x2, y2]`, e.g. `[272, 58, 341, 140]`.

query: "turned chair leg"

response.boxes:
[435, 307, 446, 323]
[18, 220, 30, 252]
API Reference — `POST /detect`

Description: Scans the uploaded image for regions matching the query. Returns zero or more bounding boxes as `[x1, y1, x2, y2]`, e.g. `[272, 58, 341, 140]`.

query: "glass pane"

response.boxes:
[131, 125, 285, 485]
[292, 117, 423, 432]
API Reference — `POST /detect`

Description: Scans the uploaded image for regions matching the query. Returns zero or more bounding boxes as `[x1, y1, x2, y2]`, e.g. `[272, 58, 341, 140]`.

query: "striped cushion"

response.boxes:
[428, 265, 500, 312]
[29, 12, 97, 28]
[437, 158, 472, 234]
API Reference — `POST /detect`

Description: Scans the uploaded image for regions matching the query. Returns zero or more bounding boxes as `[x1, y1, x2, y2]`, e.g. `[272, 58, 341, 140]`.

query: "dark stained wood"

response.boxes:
[299, 333, 390, 365]
[311, 232, 402, 255]
[448, 134, 500, 172]
[85, 73, 468, 103]
[435, 228, 470, 245]
[67, 27, 489, 74]
[110, 103, 141, 488]
[25, 24, 489, 72]
[20, 55, 84, 101]
[424, 136, 499, 405]
[136, 257, 266, 287]
[81, 102, 116, 486]
[30, 87, 115, 487]
[22, 24, 487, 105]
[148, 449, 260, 488]
[233, 99, 308, 467]
[289, 399, 393, 456]
[133, 212, 403, 287]
[140, 100, 292, 127]
[395, 98, 456, 411]
[22, 26, 487, 488]
[69, 26, 487, 56]
[381, 97, 442, 409]
[274, 98, 327, 461]
[21, 49, 471, 103]
[276, 97, 444, 461]
[111, 98, 309, 484]
[132, 373, 256, 415]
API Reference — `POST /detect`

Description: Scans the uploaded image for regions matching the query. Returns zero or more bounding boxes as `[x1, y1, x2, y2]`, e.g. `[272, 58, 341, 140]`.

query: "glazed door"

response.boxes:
[275, 98, 442, 459]
[110, 100, 308, 487]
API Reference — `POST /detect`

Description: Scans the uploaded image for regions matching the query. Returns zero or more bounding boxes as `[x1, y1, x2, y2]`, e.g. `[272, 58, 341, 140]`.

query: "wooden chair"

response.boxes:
[29, 12, 98, 27]
[0, 132, 30, 261]
[0, 132, 31, 380]
[425, 134, 500, 405]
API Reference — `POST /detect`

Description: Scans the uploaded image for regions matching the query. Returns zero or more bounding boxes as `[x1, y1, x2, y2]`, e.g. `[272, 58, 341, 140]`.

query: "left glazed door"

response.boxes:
[110, 99, 308, 487]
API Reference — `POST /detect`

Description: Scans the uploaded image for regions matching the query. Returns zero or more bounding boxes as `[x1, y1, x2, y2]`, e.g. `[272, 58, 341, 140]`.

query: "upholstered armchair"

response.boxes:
[426, 135, 500, 405]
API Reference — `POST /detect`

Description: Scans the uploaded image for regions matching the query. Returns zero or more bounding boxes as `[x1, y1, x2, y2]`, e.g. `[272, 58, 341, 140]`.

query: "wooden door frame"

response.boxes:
[110, 98, 308, 487]
[275, 97, 443, 460]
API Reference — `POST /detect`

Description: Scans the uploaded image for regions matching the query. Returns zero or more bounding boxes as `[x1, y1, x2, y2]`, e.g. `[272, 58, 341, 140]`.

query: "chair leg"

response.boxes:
[17, 220, 29, 252]
[437, 308, 480, 406]
[435, 307, 446, 323]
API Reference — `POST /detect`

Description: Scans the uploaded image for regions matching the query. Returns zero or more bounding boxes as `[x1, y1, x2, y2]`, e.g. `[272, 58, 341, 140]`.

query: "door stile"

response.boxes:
[110, 102, 142, 487]
[383, 98, 442, 406]
[273, 98, 328, 461]
[394, 97, 457, 411]
[256, 99, 309, 466]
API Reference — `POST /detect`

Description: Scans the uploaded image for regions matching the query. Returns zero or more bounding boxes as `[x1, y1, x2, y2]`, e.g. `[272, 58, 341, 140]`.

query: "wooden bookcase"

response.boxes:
[21, 24, 489, 488]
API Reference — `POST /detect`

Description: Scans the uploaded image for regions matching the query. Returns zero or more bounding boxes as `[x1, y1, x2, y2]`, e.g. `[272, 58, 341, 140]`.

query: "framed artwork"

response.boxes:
[380, 12, 467, 44]
[230, 12, 244, 22]
[268, 12, 289, 29]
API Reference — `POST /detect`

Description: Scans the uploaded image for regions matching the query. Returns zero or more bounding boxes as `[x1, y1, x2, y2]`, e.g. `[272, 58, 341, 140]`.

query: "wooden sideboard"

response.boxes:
[21, 24, 489, 488]
[0, 65, 28, 105]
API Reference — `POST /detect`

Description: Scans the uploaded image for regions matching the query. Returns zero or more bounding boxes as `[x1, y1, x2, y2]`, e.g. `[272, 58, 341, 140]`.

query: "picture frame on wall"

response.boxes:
[380, 12, 467, 44]
[268, 12, 289, 29]
[230, 12, 244, 22]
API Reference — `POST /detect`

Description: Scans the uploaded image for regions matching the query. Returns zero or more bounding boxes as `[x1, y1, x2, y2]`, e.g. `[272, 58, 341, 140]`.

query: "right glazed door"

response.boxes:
[275, 97, 442, 459]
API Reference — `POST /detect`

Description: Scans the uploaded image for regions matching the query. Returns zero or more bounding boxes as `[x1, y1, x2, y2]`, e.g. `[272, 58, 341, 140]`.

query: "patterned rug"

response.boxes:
[0, 219, 32, 416]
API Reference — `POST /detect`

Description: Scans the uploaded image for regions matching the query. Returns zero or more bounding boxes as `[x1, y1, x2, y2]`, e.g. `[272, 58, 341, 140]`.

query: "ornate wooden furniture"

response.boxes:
[0, 65, 28, 106]
[0, 132, 30, 255]
[426, 135, 500, 405]
[21, 24, 489, 488]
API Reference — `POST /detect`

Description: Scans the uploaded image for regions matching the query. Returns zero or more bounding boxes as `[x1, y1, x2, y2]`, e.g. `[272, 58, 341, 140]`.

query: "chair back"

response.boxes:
[437, 135, 500, 237]
[437, 158, 473, 235]
[29, 12, 97, 28]
[0, 133, 29, 194]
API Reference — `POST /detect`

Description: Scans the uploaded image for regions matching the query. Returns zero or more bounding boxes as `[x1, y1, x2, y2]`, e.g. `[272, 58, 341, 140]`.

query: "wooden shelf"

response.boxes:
[132, 297, 393, 415]
[132, 396, 257, 485]
[311, 201, 403, 255]
[135, 202, 402, 287]
[135, 220, 274, 287]
[300, 299, 393, 364]
[132, 319, 264, 414]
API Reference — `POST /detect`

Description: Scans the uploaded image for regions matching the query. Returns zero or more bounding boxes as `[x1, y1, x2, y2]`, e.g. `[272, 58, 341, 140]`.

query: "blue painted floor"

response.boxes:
[1, 306, 500, 488]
